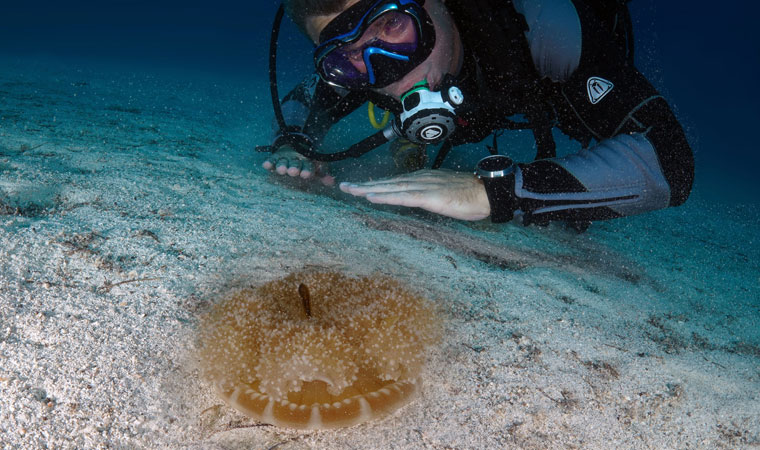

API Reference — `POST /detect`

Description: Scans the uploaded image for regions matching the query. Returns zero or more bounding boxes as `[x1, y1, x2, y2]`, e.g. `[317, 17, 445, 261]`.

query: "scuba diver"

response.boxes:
[260, 0, 694, 229]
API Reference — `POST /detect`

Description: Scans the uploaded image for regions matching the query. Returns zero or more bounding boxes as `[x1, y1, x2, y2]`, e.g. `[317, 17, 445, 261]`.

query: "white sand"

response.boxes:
[1, 58, 759, 449]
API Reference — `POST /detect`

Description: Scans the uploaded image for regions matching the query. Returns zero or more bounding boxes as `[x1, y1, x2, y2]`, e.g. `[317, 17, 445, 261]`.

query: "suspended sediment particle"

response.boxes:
[197, 271, 441, 429]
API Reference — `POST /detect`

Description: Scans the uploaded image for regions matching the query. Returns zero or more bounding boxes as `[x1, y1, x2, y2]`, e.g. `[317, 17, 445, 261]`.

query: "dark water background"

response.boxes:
[1, 0, 758, 204]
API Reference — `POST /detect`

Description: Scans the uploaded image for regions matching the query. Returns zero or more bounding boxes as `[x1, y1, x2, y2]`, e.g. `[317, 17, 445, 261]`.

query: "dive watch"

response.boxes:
[474, 155, 518, 223]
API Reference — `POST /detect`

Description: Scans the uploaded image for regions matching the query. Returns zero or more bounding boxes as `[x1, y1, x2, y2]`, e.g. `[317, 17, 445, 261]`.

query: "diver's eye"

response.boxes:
[379, 13, 415, 44]
[381, 14, 408, 38]
[385, 16, 403, 33]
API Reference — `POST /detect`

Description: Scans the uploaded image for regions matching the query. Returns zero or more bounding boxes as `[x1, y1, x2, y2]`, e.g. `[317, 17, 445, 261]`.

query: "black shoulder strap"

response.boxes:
[444, 0, 559, 161]
[582, 0, 635, 64]
[447, 0, 536, 99]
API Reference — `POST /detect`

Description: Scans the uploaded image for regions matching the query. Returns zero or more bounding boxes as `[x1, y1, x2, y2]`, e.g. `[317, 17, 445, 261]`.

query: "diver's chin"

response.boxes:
[380, 68, 440, 100]
[376, 79, 414, 101]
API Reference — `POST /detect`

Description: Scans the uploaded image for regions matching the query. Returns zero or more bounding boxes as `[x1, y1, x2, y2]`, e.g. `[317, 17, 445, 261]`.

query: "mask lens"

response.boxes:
[336, 13, 417, 73]
[317, 8, 428, 89]
[369, 12, 417, 45]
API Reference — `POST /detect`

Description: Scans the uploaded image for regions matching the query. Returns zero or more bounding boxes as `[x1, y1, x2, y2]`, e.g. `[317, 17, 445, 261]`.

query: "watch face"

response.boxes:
[475, 155, 514, 178]
[478, 155, 513, 172]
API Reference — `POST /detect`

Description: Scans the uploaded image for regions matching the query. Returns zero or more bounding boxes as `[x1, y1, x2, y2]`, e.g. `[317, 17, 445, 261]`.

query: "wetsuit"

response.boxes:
[271, 0, 694, 225]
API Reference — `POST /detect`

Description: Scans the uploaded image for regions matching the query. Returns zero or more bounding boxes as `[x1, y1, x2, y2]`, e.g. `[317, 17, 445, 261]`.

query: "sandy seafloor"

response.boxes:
[0, 57, 758, 450]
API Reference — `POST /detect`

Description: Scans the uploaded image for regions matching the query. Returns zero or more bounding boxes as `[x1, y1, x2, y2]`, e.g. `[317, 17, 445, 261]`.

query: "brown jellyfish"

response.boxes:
[197, 271, 441, 429]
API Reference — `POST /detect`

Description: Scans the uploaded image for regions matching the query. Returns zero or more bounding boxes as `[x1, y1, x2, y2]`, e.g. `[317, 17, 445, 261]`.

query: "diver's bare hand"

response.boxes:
[262, 146, 335, 186]
[340, 169, 491, 221]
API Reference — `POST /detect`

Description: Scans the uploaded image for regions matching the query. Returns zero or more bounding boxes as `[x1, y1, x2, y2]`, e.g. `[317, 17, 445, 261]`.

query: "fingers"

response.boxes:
[339, 170, 455, 195]
[341, 182, 435, 211]
[364, 190, 428, 208]
[262, 150, 311, 178]
[365, 187, 488, 221]
[319, 173, 336, 186]
[339, 171, 491, 221]
[273, 156, 306, 176]
[340, 181, 417, 196]
[346, 170, 444, 187]
[262, 152, 334, 185]
[276, 157, 290, 175]
[263, 147, 305, 175]
[286, 158, 304, 176]
[340, 179, 446, 196]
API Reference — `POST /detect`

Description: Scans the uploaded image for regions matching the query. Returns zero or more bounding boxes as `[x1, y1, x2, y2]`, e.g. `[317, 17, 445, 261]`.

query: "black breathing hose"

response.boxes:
[269, 4, 288, 133]
[277, 129, 393, 162]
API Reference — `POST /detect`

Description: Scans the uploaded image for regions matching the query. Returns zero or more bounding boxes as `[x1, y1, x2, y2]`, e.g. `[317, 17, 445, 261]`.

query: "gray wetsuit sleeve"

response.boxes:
[515, 132, 670, 217]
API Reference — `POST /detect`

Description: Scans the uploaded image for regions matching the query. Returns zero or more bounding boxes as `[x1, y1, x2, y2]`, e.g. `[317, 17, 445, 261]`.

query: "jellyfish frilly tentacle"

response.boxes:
[197, 271, 441, 430]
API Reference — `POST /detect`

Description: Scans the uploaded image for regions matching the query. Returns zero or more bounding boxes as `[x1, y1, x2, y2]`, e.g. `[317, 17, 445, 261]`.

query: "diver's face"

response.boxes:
[306, 0, 463, 100]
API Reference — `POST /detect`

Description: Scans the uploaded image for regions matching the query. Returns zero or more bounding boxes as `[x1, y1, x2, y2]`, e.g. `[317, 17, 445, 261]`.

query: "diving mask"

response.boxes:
[314, 0, 436, 90]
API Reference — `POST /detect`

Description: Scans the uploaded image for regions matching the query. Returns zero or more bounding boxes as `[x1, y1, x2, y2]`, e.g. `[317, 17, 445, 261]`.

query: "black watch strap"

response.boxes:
[482, 173, 517, 223]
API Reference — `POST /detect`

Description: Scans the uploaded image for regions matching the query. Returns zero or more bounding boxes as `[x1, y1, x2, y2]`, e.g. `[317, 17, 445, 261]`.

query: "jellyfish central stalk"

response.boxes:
[298, 283, 312, 317]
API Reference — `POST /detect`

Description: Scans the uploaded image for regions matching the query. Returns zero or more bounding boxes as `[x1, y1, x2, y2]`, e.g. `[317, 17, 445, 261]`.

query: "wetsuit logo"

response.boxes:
[587, 77, 614, 104]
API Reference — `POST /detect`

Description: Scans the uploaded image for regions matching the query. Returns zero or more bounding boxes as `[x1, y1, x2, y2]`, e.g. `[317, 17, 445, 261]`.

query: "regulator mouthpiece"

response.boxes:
[395, 80, 463, 145]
